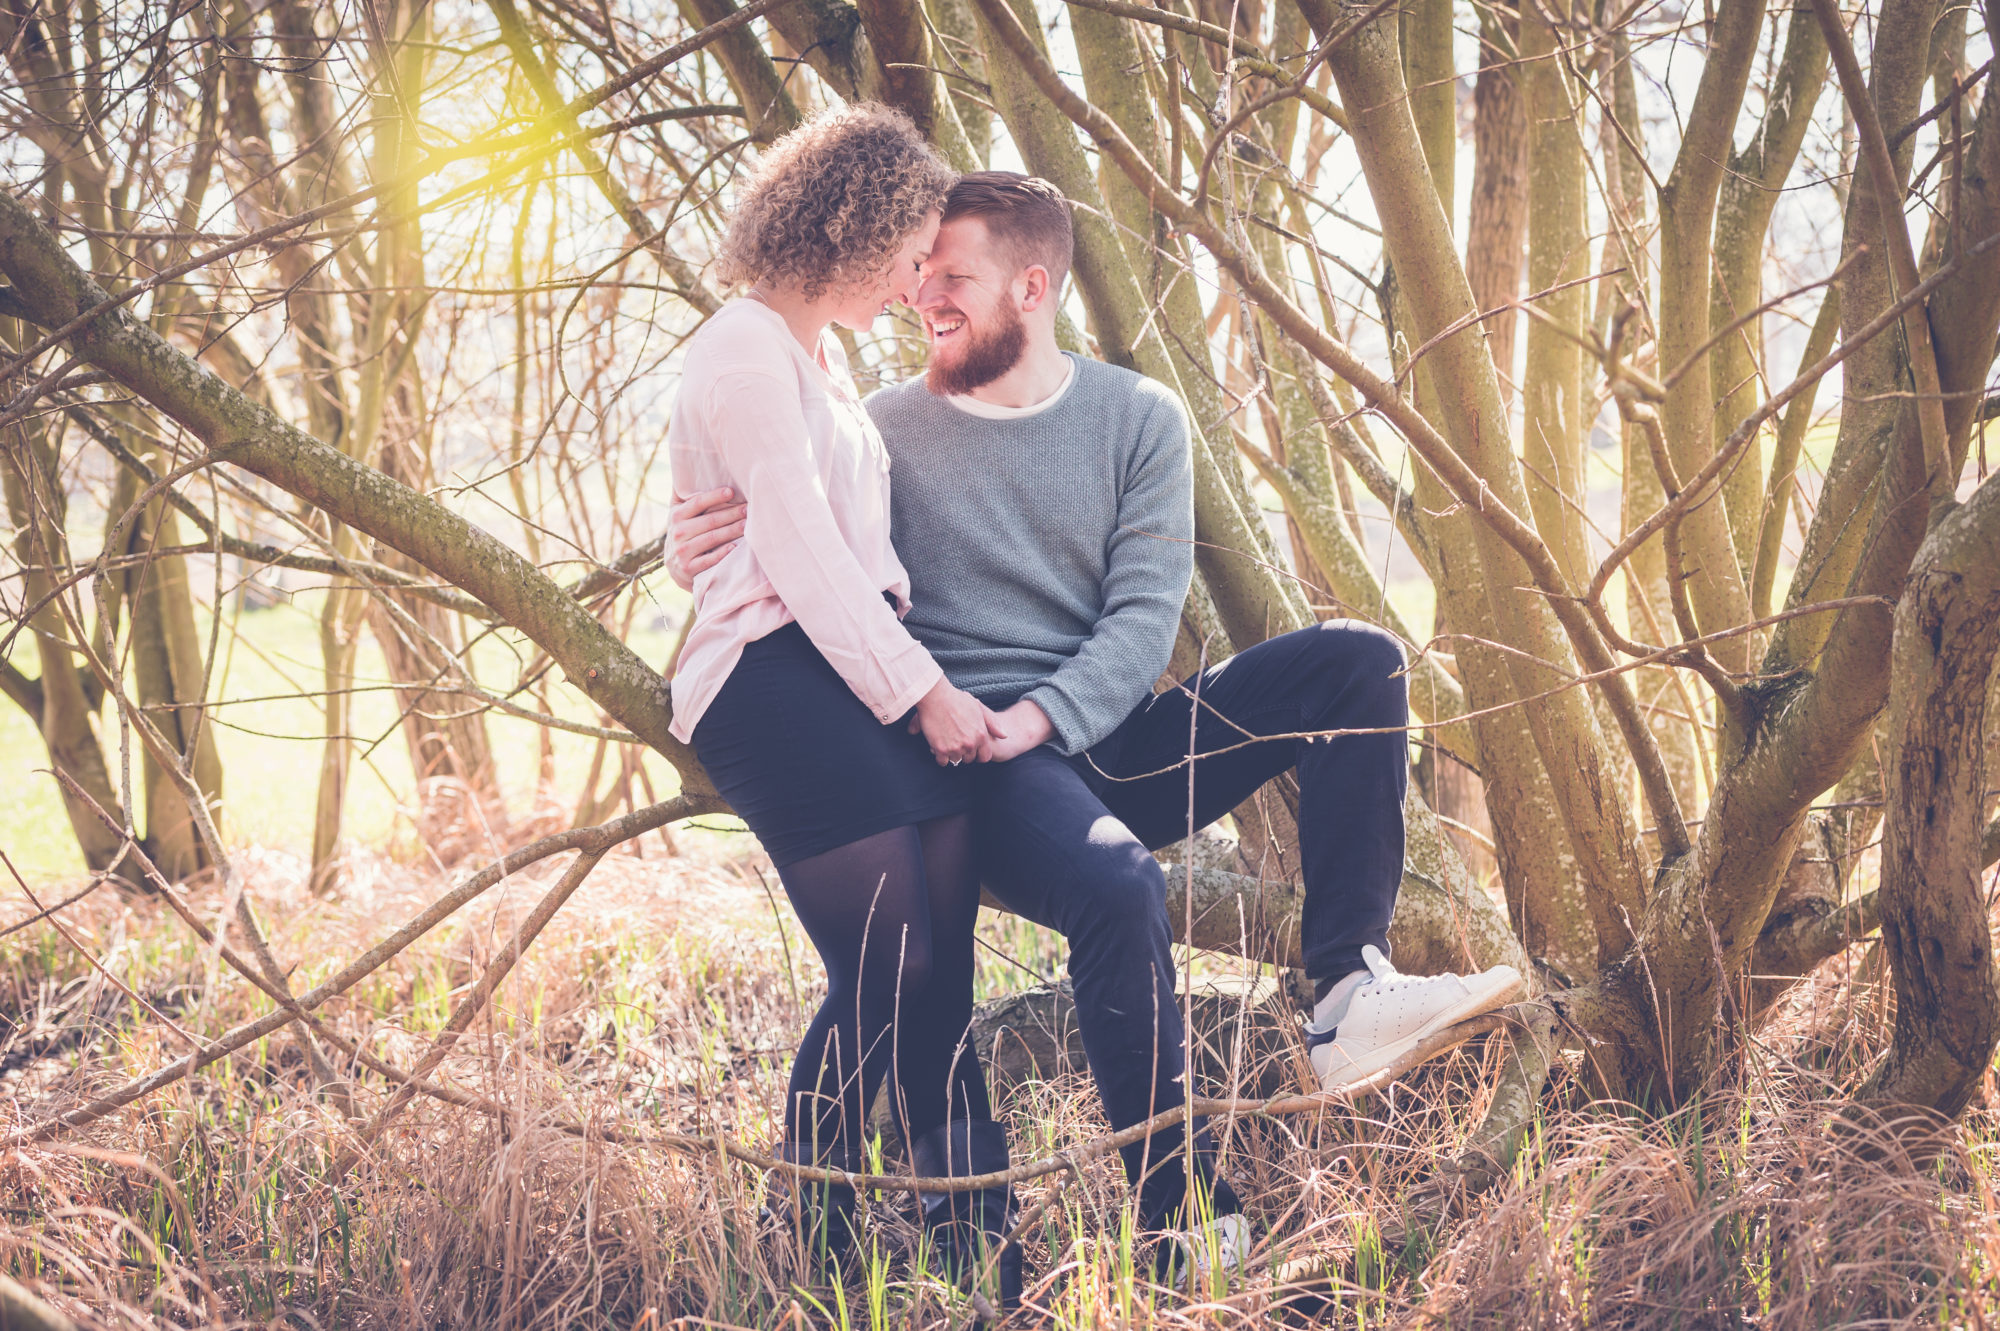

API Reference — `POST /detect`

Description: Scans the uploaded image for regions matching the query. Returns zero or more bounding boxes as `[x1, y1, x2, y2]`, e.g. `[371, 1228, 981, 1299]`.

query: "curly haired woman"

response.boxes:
[666, 104, 1018, 1302]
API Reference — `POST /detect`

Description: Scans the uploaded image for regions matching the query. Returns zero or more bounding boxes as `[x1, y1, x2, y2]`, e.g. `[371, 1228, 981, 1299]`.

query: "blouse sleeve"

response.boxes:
[703, 367, 944, 723]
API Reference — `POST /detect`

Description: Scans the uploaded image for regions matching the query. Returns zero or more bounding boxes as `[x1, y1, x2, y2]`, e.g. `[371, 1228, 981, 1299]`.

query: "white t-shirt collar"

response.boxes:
[944, 356, 1076, 420]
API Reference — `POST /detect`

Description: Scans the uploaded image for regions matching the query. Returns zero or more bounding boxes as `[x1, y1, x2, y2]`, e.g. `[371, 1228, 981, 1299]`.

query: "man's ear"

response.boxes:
[1018, 263, 1053, 312]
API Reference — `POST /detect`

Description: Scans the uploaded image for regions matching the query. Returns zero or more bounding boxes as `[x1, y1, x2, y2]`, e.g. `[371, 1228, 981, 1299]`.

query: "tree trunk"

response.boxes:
[669, 0, 802, 139]
[927, 0, 992, 165]
[0, 408, 130, 874]
[1067, 1, 1312, 650]
[1864, 474, 2000, 1115]
[1710, 3, 1828, 583]
[123, 490, 222, 880]
[1400, 0, 1454, 224]
[366, 591, 510, 864]
[1465, 3, 1526, 402]
[1518, 0, 1591, 589]
[1653, 0, 1767, 694]
[313, 0, 431, 894]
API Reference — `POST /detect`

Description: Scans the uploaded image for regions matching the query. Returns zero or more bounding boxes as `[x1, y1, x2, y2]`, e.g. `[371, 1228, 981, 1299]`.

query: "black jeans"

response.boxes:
[972, 621, 1408, 1223]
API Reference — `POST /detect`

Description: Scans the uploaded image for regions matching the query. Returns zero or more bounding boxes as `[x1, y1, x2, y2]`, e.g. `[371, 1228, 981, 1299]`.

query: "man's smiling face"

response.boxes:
[916, 215, 1028, 396]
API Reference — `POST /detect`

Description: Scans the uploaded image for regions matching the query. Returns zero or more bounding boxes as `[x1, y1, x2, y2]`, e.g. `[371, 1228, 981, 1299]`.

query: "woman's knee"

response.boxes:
[902, 933, 936, 994]
[861, 921, 935, 997]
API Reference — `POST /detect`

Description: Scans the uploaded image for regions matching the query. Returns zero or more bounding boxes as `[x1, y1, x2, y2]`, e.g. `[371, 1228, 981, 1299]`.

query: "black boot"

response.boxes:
[911, 1119, 1022, 1313]
[761, 1142, 863, 1274]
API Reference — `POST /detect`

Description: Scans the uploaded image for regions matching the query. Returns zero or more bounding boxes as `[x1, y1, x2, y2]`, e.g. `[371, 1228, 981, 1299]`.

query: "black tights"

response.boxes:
[779, 814, 991, 1162]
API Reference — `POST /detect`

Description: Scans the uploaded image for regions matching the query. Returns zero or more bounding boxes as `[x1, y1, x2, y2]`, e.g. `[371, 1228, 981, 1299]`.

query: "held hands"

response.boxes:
[909, 692, 1053, 765]
[912, 676, 1007, 765]
[665, 487, 746, 590]
[668, 486, 1057, 764]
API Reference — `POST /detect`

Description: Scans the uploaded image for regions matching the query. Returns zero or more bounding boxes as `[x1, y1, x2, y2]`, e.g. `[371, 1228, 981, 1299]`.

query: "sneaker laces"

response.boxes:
[1307, 945, 1406, 1047]
[1361, 944, 1410, 991]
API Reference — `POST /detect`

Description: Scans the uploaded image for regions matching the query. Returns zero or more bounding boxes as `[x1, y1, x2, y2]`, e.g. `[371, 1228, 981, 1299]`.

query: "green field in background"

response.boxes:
[1, 579, 708, 884]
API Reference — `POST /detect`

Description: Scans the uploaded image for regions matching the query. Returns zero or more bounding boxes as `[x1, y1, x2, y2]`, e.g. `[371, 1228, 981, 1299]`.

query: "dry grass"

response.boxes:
[2, 839, 1997, 1329]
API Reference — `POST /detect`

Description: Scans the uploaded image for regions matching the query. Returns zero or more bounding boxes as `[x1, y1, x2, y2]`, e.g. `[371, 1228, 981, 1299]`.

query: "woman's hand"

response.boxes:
[913, 677, 1007, 765]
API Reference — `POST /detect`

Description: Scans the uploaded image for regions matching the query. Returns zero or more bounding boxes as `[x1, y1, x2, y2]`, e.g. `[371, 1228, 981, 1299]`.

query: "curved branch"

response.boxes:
[1752, 888, 1880, 980]
[0, 188, 705, 781]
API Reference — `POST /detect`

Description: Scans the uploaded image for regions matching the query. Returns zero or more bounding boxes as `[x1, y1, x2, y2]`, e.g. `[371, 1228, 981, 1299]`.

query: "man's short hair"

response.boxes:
[941, 171, 1074, 292]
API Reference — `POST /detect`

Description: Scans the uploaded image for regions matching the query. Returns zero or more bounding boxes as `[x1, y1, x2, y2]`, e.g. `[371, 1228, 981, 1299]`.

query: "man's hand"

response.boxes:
[987, 699, 1054, 762]
[665, 487, 746, 591]
[913, 676, 1008, 765]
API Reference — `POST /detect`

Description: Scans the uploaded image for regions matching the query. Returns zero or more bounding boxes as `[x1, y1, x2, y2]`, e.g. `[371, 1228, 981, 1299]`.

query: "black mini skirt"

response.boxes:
[691, 622, 973, 866]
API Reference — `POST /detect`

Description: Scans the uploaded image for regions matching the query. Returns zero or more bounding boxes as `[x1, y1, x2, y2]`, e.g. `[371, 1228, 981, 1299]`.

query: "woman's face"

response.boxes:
[828, 208, 942, 331]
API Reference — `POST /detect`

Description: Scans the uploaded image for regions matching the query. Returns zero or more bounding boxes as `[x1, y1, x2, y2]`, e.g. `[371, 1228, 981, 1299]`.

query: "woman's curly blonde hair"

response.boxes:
[715, 103, 955, 301]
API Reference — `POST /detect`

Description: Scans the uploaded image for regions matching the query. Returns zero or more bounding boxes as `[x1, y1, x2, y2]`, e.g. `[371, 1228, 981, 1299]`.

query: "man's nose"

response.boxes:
[912, 269, 946, 310]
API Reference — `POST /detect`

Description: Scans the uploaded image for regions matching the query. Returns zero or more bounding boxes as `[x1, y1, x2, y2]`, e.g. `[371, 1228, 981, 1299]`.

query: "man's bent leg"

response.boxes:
[1087, 622, 1521, 1091]
[1085, 620, 1409, 989]
[972, 750, 1236, 1229]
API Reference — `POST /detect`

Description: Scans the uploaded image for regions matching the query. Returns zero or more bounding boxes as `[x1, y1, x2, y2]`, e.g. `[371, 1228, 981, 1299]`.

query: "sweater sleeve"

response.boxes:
[708, 368, 944, 723]
[1023, 389, 1196, 753]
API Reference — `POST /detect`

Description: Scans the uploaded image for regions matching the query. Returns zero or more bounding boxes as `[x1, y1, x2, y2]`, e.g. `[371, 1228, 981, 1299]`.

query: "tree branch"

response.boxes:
[0, 654, 42, 724]
[8, 794, 718, 1145]
[0, 189, 705, 781]
[1809, 0, 1953, 518]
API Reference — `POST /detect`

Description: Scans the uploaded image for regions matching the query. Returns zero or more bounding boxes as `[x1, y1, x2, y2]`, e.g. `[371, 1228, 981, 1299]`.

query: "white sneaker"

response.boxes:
[1157, 1211, 1253, 1286]
[1308, 945, 1523, 1093]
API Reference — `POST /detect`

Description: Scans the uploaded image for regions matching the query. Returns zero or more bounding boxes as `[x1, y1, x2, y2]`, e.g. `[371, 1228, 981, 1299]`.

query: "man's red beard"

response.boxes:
[926, 301, 1028, 396]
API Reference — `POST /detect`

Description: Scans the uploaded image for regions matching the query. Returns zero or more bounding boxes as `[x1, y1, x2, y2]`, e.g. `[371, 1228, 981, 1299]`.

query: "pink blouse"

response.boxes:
[666, 298, 943, 743]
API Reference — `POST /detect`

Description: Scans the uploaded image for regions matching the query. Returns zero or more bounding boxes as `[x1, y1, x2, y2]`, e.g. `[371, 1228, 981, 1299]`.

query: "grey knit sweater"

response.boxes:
[865, 355, 1195, 754]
